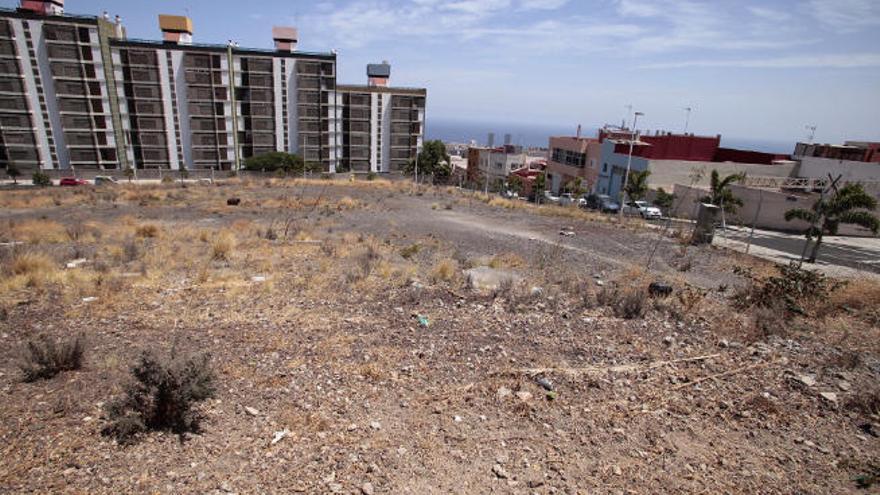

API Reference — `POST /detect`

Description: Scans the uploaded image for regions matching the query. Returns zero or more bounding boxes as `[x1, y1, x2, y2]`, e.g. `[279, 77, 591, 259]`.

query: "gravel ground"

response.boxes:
[0, 180, 877, 494]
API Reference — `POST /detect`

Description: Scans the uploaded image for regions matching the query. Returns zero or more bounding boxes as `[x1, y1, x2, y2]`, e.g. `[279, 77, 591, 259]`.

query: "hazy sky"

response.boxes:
[6, 0, 880, 143]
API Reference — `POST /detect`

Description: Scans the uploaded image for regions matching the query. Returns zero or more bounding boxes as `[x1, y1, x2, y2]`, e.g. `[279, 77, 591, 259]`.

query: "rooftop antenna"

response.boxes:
[624, 104, 633, 129]
[805, 125, 817, 143]
[683, 106, 693, 134]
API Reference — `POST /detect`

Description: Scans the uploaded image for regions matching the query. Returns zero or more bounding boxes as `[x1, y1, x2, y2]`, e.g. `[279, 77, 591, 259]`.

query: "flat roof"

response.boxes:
[336, 84, 426, 95]
[110, 38, 335, 60]
[0, 7, 97, 24]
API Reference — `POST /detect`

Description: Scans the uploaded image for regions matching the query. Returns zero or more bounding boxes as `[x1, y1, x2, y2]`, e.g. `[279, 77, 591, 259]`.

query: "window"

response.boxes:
[602, 163, 608, 173]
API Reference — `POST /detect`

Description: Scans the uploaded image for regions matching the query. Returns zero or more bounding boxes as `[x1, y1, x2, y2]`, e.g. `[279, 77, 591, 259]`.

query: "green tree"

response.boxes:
[508, 174, 524, 195]
[785, 183, 879, 263]
[6, 164, 20, 184]
[701, 170, 745, 212]
[624, 170, 650, 201]
[124, 166, 135, 183]
[243, 152, 304, 175]
[653, 187, 675, 210]
[32, 171, 51, 187]
[405, 140, 451, 184]
[564, 177, 588, 196]
[533, 172, 546, 203]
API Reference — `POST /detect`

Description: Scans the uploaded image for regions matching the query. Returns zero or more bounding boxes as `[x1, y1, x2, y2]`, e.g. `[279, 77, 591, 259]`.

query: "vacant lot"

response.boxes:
[1, 178, 878, 494]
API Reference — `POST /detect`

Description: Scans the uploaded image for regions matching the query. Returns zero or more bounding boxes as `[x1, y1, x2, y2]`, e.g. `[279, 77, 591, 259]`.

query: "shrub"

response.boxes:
[103, 349, 215, 444]
[9, 251, 55, 276]
[32, 171, 51, 187]
[211, 232, 236, 261]
[19, 335, 85, 382]
[366, 171, 377, 181]
[243, 151, 304, 173]
[135, 224, 159, 238]
[734, 262, 841, 315]
[598, 285, 646, 319]
[431, 258, 458, 283]
[400, 243, 421, 260]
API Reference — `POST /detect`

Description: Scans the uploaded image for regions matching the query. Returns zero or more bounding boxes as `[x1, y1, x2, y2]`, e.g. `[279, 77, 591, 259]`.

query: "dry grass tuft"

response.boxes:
[489, 252, 526, 269]
[135, 224, 160, 238]
[337, 196, 360, 210]
[8, 251, 56, 276]
[211, 231, 236, 261]
[430, 258, 459, 283]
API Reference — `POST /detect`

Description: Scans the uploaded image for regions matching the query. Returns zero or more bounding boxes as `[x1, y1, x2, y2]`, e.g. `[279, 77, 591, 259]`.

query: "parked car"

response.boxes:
[586, 194, 619, 213]
[623, 200, 662, 219]
[500, 189, 518, 199]
[558, 193, 575, 206]
[59, 177, 89, 186]
[542, 190, 560, 204]
[94, 175, 118, 185]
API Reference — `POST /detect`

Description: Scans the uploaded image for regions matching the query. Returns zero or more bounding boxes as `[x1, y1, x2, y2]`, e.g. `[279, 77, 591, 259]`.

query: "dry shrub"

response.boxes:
[19, 335, 85, 382]
[820, 277, 880, 318]
[345, 244, 381, 282]
[103, 349, 215, 444]
[749, 303, 788, 339]
[135, 224, 160, 238]
[5, 219, 68, 244]
[733, 262, 840, 315]
[489, 253, 526, 269]
[598, 285, 646, 319]
[211, 231, 236, 261]
[8, 251, 55, 276]
[430, 258, 459, 284]
[400, 243, 421, 260]
[845, 386, 880, 416]
[337, 196, 359, 210]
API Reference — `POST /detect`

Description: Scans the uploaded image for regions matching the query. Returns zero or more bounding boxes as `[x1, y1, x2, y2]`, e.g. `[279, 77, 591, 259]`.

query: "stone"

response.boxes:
[496, 387, 512, 399]
[453, 415, 463, 423]
[251, 276, 267, 283]
[328, 483, 343, 493]
[535, 377, 554, 391]
[819, 392, 838, 404]
[271, 429, 290, 445]
[838, 380, 851, 391]
[612, 465, 622, 476]
[244, 406, 260, 416]
[796, 375, 816, 387]
[370, 421, 381, 430]
[663, 336, 675, 346]
[361, 482, 375, 495]
[515, 391, 533, 402]
[492, 464, 509, 479]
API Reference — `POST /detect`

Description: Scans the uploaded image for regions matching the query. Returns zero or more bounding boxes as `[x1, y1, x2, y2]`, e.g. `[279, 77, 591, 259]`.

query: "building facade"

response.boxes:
[545, 136, 601, 194]
[337, 62, 426, 173]
[0, 1, 425, 174]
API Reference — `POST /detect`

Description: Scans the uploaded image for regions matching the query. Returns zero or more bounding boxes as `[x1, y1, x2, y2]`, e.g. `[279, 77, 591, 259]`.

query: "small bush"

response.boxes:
[135, 224, 159, 238]
[734, 262, 841, 315]
[598, 285, 646, 319]
[400, 243, 421, 260]
[366, 171, 377, 181]
[160, 175, 175, 184]
[431, 258, 458, 283]
[211, 232, 236, 261]
[103, 349, 215, 444]
[19, 335, 85, 382]
[9, 251, 55, 276]
[32, 171, 51, 187]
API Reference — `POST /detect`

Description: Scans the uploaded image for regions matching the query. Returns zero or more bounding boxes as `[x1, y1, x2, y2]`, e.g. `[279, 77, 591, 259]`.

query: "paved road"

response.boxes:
[721, 227, 880, 274]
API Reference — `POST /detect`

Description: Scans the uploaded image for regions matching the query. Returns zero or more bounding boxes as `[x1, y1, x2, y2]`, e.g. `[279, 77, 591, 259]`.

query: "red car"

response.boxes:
[59, 177, 89, 186]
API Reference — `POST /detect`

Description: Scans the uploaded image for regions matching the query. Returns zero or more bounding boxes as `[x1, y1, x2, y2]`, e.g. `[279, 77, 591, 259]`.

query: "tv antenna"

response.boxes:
[805, 125, 817, 143]
[683, 106, 693, 134]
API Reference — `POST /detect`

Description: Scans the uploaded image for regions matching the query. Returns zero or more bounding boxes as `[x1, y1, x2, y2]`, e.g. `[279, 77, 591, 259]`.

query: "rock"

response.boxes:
[838, 380, 851, 391]
[244, 406, 260, 416]
[612, 465, 622, 476]
[271, 429, 290, 445]
[328, 483, 343, 493]
[492, 464, 509, 479]
[530, 287, 544, 297]
[515, 391, 533, 402]
[496, 387, 512, 399]
[251, 276, 267, 283]
[226, 198, 241, 206]
[663, 336, 675, 346]
[796, 374, 816, 387]
[370, 421, 382, 430]
[347, 423, 359, 431]
[595, 280, 605, 287]
[82, 297, 98, 303]
[718, 339, 730, 348]
[361, 482, 375, 495]
[535, 377, 554, 391]
[648, 282, 673, 298]
[819, 392, 838, 404]
[453, 415, 463, 423]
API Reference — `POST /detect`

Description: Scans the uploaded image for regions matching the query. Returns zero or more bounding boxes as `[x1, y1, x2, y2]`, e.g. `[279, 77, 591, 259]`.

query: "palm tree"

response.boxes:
[702, 170, 745, 212]
[624, 170, 650, 201]
[785, 183, 879, 263]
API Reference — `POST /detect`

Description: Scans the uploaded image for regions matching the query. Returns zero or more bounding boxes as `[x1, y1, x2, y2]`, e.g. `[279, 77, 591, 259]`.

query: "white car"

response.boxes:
[543, 190, 560, 204]
[623, 200, 662, 219]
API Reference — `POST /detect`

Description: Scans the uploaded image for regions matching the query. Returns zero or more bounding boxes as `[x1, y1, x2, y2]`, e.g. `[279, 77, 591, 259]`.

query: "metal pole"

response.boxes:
[745, 189, 763, 254]
[618, 112, 641, 222]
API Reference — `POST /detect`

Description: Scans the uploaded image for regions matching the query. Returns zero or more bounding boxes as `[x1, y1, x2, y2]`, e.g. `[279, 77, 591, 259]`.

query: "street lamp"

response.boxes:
[618, 111, 643, 222]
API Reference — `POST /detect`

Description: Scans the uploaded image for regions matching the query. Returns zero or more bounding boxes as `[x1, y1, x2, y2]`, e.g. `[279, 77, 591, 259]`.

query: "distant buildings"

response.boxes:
[0, 0, 427, 173]
[466, 144, 544, 189]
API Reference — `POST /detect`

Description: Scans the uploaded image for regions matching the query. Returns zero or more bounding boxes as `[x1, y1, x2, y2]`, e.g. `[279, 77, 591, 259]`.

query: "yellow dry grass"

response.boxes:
[2, 219, 69, 244]
[211, 231, 237, 261]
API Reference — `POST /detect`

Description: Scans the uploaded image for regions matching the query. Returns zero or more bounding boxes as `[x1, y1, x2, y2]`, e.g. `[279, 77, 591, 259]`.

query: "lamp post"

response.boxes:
[618, 111, 643, 222]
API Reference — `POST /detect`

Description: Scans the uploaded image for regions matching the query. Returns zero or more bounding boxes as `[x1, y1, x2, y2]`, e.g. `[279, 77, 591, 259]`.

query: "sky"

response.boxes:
[5, 0, 880, 145]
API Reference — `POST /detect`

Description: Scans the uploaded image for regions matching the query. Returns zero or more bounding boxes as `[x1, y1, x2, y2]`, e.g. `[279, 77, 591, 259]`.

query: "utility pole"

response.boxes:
[805, 125, 817, 144]
[618, 111, 643, 222]
[683, 106, 692, 134]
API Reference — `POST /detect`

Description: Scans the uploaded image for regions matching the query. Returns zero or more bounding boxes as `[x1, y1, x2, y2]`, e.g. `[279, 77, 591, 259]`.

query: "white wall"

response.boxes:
[797, 156, 880, 182]
[648, 160, 797, 191]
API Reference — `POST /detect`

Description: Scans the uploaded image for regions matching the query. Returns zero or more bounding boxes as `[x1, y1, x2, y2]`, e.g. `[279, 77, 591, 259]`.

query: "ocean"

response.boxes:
[426, 118, 795, 154]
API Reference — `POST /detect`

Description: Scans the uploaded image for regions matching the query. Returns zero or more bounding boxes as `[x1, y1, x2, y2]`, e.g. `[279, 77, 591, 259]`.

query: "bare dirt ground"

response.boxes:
[0, 178, 878, 494]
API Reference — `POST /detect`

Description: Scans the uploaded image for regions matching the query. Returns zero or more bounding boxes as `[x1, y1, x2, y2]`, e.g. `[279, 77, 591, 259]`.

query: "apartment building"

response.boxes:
[545, 134, 601, 194]
[1, 1, 426, 174]
[110, 16, 340, 171]
[0, 1, 126, 171]
[337, 62, 426, 173]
